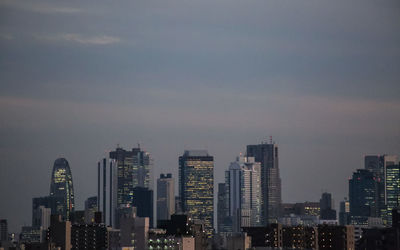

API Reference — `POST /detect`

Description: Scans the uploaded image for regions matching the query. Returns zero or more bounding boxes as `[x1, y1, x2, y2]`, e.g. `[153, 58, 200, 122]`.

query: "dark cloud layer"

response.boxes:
[0, 0, 399, 232]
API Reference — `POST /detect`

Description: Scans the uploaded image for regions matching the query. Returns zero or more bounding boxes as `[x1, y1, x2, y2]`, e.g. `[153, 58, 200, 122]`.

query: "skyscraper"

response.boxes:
[179, 150, 214, 237]
[364, 155, 399, 224]
[49, 158, 75, 220]
[157, 174, 175, 222]
[385, 164, 400, 225]
[224, 156, 262, 232]
[109, 147, 153, 209]
[349, 169, 379, 225]
[319, 192, 337, 220]
[217, 183, 230, 233]
[246, 141, 282, 224]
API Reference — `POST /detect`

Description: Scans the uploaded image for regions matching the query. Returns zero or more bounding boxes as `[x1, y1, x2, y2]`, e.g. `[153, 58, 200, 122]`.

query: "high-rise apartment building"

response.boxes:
[179, 150, 214, 237]
[246, 141, 282, 224]
[49, 158, 75, 220]
[109, 147, 153, 208]
[224, 156, 262, 232]
[157, 174, 175, 222]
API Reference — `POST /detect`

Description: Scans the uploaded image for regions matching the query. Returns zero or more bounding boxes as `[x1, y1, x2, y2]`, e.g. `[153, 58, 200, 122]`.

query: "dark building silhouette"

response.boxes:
[84, 196, 98, 224]
[47, 215, 71, 250]
[49, 158, 75, 220]
[0, 219, 7, 242]
[349, 169, 379, 225]
[282, 226, 318, 249]
[320, 192, 337, 220]
[318, 224, 354, 250]
[132, 187, 154, 227]
[242, 224, 283, 248]
[246, 141, 282, 224]
[217, 183, 231, 233]
[71, 224, 108, 249]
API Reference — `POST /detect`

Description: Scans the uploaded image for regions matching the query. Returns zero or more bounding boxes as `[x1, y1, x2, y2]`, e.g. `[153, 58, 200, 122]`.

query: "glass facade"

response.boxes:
[179, 150, 214, 237]
[385, 164, 400, 225]
[110, 147, 153, 207]
[49, 158, 75, 220]
[246, 142, 282, 224]
[349, 169, 378, 225]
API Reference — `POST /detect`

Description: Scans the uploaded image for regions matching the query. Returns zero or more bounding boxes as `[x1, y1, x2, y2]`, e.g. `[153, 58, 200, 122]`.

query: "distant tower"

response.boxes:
[157, 174, 175, 222]
[364, 155, 399, 224]
[109, 147, 153, 209]
[49, 158, 75, 220]
[320, 192, 337, 220]
[224, 156, 262, 232]
[349, 169, 379, 225]
[246, 141, 282, 224]
[179, 150, 214, 237]
[0, 220, 7, 242]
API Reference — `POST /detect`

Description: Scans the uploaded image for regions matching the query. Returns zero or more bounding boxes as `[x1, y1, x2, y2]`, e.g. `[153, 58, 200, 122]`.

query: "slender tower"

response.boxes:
[109, 160, 113, 226]
[103, 158, 107, 224]
[97, 162, 101, 214]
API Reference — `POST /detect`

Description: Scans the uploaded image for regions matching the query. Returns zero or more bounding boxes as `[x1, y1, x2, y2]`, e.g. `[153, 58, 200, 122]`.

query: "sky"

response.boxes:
[0, 0, 399, 232]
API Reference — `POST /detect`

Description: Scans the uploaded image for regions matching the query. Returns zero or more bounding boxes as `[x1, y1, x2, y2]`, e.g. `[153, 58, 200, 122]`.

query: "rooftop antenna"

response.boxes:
[270, 136, 273, 144]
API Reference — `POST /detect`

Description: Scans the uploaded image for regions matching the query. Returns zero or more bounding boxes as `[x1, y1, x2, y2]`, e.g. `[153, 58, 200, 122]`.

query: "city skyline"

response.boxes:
[1, 0, 400, 234]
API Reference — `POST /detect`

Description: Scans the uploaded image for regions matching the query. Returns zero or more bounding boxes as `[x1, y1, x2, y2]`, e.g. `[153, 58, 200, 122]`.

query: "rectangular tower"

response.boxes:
[179, 150, 214, 237]
[157, 173, 175, 222]
[246, 141, 282, 224]
[109, 147, 153, 208]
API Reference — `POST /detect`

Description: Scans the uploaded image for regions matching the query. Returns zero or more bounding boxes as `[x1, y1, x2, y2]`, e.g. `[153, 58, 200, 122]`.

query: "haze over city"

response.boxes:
[1, 0, 399, 234]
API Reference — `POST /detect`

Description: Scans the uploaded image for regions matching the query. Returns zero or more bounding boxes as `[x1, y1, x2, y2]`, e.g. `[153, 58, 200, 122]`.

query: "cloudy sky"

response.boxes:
[1, 0, 399, 232]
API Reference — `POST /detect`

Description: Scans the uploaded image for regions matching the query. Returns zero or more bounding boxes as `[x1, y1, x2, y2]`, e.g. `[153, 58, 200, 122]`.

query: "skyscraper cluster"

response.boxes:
[346, 155, 400, 226]
[218, 141, 282, 233]
[3, 142, 400, 250]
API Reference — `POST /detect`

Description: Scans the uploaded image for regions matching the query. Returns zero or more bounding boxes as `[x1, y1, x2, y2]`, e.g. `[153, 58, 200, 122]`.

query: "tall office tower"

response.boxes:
[246, 141, 282, 224]
[84, 196, 98, 224]
[49, 158, 75, 220]
[320, 192, 337, 220]
[349, 169, 379, 225]
[0, 219, 7, 242]
[157, 174, 175, 222]
[179, 150, 214, 237]
[217, 183, 230, 233]
[385, 164, 400, 225]
[109, 147, 153, 209]
[364, 155, 399, 224]
[225, 156, 262, 232]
